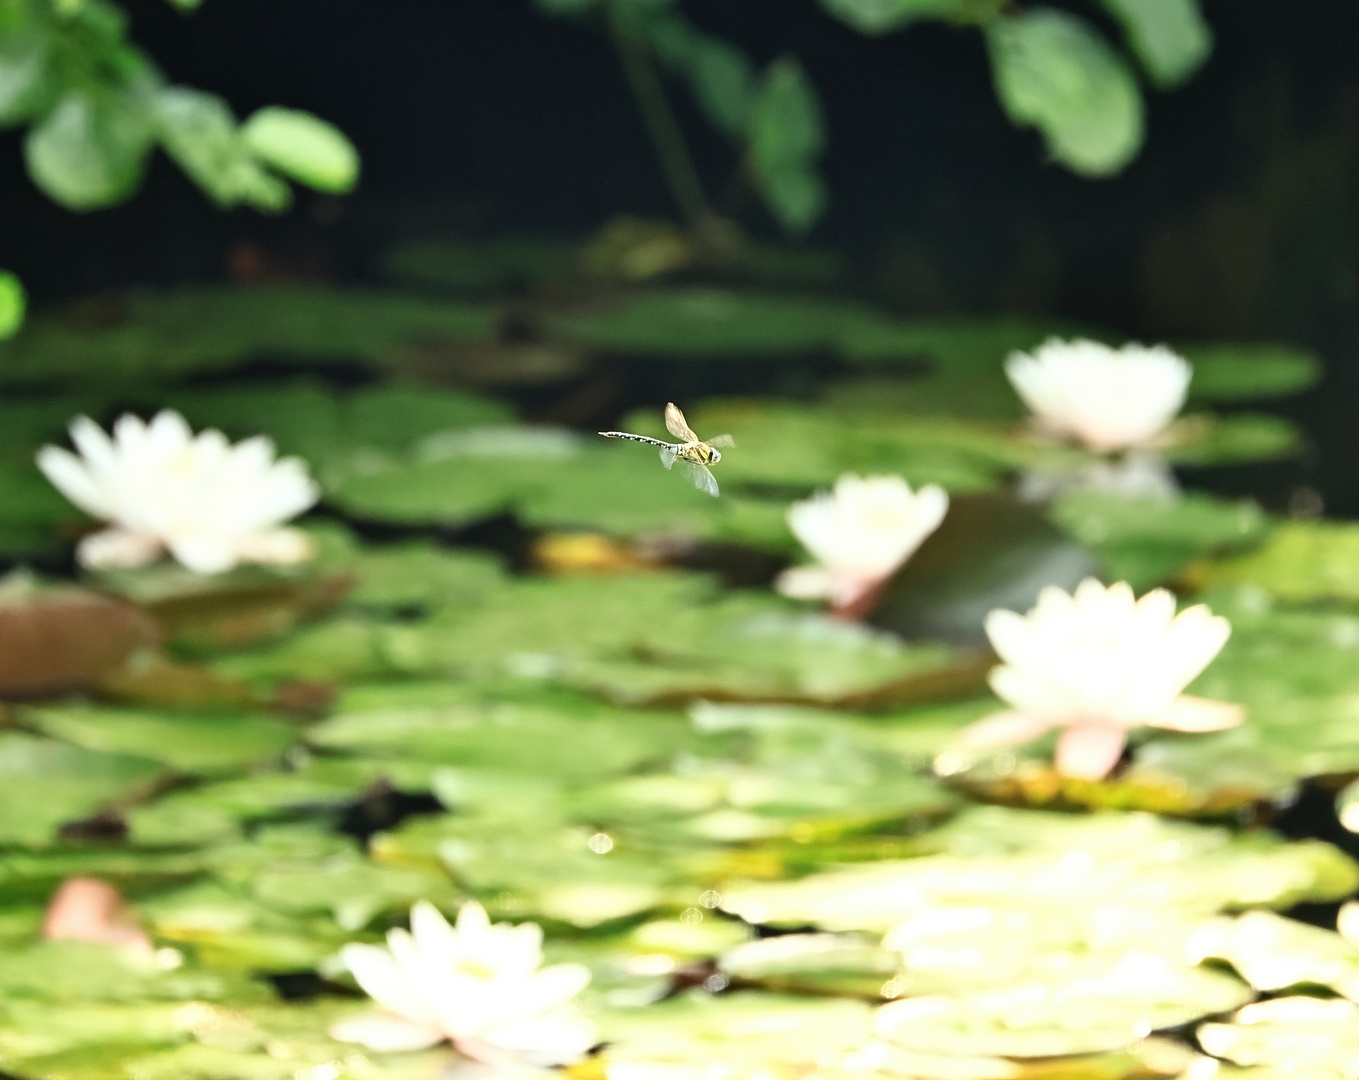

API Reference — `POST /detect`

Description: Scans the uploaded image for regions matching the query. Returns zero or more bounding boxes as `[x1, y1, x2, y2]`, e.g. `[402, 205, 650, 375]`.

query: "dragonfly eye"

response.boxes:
[709, 448, 721, 464]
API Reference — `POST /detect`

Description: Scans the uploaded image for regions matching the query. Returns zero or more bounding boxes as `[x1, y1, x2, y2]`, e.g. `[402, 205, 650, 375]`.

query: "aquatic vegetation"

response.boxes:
[0, 267, 1352, 1079]
[944, 578, 1241, 779]
[1006, 338, 1191, 453]
[777, 474, 949, 617]
[38, 411, 319, 574]
[333, 901, 595, 1065]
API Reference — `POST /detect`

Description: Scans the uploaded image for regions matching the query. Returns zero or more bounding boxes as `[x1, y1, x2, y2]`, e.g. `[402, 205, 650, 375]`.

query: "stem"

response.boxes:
[608, 12, 712, 231]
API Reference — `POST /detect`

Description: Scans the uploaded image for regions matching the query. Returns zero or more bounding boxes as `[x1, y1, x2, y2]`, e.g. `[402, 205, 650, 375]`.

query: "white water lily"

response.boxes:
[1006, 338, 1191, 454]
[331, 900, 597, 1068]
[776, 474, 948, 616]
[37, 410, 319, 574]
[944, 578, 1242, 781]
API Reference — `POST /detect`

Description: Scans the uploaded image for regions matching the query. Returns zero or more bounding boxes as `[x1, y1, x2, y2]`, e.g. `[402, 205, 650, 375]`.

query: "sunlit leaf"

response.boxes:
[25, 88, 154, 210]
[241, 106, 359, 194]
[1097, 0, 1212, 89]
[985, 8, 1144, 177]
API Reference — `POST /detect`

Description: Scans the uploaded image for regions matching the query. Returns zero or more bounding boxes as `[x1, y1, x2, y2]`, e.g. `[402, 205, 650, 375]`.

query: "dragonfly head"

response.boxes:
[708, 447, 722, 465]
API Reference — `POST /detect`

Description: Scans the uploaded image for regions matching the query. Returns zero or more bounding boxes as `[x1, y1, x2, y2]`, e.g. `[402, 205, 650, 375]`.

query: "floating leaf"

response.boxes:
[0, 732, 163, 846]
[1191, 521, 1359, 602]
[0, 287, 497, 384]
[1049, 491, 1268, 591]
[1181, 342, 1321, 402]
[0, 575, 160, 698]
[26, 705, 299, 775]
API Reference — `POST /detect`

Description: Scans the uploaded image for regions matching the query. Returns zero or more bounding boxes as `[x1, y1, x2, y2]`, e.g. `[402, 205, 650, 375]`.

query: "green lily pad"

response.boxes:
[26, 706, 300, 775]
[721, 805, 1359, 933]
[546, 287, 891, 359]
[1180, 342, 1322, 402]
[1198, 996, 1359, 1078]
[0, 732, 164, 846]
[872, 955, 1248, 1059]
[1190, 910, 1359, 999]
[0, 286, 497, 384]
[1195, 521, 1359, 602]
[1049, 491, 1268, 591]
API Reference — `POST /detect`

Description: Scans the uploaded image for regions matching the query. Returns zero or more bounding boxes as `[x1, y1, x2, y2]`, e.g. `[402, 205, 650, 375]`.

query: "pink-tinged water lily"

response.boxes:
[1006, 338, 1191, 454]
[776, 474, 948, 619]
[330, 900, 597, 1067]
[37, 411, 318, 575]
[942, 578, 1242, 781]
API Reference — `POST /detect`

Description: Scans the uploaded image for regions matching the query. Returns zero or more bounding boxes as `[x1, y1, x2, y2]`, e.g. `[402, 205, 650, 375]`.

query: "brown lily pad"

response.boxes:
[0, 575, 160, 698]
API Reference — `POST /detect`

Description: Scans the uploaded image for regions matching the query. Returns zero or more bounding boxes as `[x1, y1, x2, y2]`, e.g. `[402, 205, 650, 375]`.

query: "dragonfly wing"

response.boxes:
[659, 446, 678, 469]
[678, 460, 719, 497]
[707, 433, 734, 448]
[665, 402, 699, 443]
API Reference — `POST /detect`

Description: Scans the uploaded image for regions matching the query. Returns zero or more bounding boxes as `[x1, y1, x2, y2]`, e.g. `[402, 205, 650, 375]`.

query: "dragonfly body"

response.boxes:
[600, 403, 733, 497]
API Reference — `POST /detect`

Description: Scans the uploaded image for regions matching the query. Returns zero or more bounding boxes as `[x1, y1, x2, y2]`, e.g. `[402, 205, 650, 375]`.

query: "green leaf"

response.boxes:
[0, 732, 163, 846]
[818, 0, 1002, 35]
[0, 286, 497, 384]
[1181, 342, 1322, 402]
[0, 271, 25, 339]
[26, 705, 300, 775]
[0, 26, 51, 124]
[1097, 0, 1212, 89]
[1049, 491, 1268, 591]
[646, 12, 756, 142]
[154, 87, 290, 211]
[749, 58, 827, 233]
[25, 88, 155, 209]
[241, 106, 359, 194]
[1197, 521, 1359, 602]
[1163, 413, 1302, 466]
[548, 287, 891, 359]
[985, 8, 1144, 177]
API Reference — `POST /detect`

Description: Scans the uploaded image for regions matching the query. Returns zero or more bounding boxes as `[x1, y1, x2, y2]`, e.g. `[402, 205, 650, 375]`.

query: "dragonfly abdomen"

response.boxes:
[599, 432, 677, 450]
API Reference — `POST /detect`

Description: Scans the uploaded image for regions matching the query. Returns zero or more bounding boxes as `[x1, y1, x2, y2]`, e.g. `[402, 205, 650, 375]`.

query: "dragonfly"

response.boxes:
[600, 403, 734, 497]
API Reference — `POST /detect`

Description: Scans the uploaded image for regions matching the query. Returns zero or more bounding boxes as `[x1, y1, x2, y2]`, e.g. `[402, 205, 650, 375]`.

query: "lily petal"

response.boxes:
[954, 710, 1056, 749]
[329, 1012, 446, 1052]
[1146, 695, 1245, 732]
[1055, 724, 1128, 780]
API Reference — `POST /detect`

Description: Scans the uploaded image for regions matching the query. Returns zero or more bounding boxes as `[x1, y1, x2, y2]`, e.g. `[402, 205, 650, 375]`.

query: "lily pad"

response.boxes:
[0, 286, 498, 383]
[1049, 491, 1268, 591]
[546, 287, 891, 359]
[0, 732, 164, 846]
[25, 705, 300, 774]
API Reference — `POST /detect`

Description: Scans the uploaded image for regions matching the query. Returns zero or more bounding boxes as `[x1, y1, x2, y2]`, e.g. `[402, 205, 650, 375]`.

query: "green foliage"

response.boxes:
[0, 286, 496, 384]
[240, 106, 360, 194]
[0, 0, 356, 213]
[818, 0, 1004, 35]
[748, 58, 827, 234]
[0, 272, 24, 339]
[1050, 491, 1268, 590]
[1097, 0, 1213, 89]
[985, 8, 1144, 178]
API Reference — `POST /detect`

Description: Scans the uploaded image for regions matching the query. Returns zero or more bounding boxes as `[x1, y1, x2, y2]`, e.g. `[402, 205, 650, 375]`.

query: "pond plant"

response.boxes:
[0, 265, 1350, 1079]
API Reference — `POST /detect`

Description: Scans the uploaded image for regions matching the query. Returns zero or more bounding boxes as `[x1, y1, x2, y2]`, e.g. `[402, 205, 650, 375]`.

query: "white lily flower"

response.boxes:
[944, 578, 1242, 781]
[1006, 338, 1191, 454]
[331, 900, 597, 1068]
[37, 410, 319, 575]
[776, 474, 948, 616]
